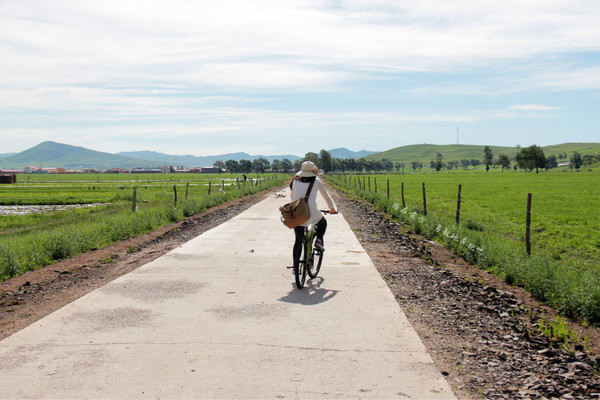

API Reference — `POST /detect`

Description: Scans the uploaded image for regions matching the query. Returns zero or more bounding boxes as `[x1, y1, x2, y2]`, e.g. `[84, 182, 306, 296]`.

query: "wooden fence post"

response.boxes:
[456, 184, 462, 225]
[401, 182, 405, 208]
[185, 181, 189, 200]
[526, 193, 532, 256]
[222, 179, 225, 192]
[374, 178, 377, 193]
[368, 176, 371, 192]
[387, 179, 390, 199]
[173, 185, 178, 206]
[237, 177, 240, 189]
[208, 180, 211, 195]
[422, 182, 427, 216]
[132, 186, 137, 212]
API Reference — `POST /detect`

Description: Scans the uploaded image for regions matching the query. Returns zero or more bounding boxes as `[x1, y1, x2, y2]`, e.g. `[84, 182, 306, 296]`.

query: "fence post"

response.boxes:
[387, 179, 389, 199]
[401, 182, 405, 208]
[526, 193, 532, 256]
[173, 185, 178, 206]
[374, 177, 377, 193]
[368, 176, 371, 192]
[132, 186, 137, 212]
[237, 177, 240, 189]
[208, 180, 211, 195]
[456, 184, 462, 225]
[422, 182, 427, 216]
[222, 179, 225, 192]
[185, 181, 189, 200]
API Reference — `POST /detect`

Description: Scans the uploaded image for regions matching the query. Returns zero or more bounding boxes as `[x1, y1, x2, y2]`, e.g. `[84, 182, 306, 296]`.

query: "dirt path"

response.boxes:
[1, 185, 599, 399]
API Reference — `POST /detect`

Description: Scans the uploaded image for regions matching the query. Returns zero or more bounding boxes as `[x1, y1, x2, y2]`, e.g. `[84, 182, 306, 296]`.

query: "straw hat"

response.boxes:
[296, 161, 318, 177]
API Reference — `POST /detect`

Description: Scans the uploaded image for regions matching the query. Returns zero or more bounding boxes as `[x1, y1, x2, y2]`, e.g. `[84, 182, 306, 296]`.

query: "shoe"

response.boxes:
[315, 239, 323, 250]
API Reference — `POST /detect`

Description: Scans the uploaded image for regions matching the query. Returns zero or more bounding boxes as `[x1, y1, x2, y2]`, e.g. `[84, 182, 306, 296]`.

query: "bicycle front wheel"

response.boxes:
[307, 248, 323, 278]
[295, 241, 308, 289]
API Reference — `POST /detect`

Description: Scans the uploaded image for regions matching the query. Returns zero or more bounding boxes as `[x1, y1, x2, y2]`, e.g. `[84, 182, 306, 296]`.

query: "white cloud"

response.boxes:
[1, 0, 599, 154]
[2, 0, 600, 89]
[508, 104, 562, 111]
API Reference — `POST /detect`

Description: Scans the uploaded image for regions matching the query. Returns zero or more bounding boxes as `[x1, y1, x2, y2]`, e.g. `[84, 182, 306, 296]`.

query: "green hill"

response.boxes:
[0, 141, 153, 170]
[364, 143, 600, 163]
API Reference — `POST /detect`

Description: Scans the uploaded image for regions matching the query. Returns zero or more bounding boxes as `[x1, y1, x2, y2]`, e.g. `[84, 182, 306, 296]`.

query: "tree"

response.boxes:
[271, 159, 282, 172]
[281, 158, 293, 173]
[346, 158, 357, 172]
[395, 162, 405, 174]
[239, 159, 252, 174]
[319, 149, 332, 172]
[497, 153, 511, 172]
[252, 158, 270, 173]
[545, 155, 558, 169]
[293, 159, 303, 172]
[303, 152, 319, 165]
[381, 158, 394, 172]
[434, 152, 444, 172]
[570, 152, 583, 169]
[357, 158, 367, 172]
[461, 159, 471, 170]
[483, 146, 493, 172]
[225, 159, 240, 173]
[516, 145, 546, 173]
[213, 160, 226, 170]
[583, 154, 600, 166]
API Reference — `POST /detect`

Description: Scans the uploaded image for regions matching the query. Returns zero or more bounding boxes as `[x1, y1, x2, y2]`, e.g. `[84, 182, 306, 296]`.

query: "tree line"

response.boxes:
[211, 147, 598, 174]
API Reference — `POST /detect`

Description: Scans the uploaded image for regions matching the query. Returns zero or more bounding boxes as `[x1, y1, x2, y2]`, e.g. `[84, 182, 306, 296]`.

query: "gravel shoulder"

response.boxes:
[1, 185, 599, 399]
[331, 189, 599, 400]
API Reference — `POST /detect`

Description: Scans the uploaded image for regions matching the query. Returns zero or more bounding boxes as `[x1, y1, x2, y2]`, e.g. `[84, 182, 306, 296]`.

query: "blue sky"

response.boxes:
[1, 0, 599, 157]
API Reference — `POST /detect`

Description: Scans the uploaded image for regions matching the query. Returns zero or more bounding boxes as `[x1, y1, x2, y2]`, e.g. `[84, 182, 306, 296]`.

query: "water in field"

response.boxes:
[0, 203, 108, 216]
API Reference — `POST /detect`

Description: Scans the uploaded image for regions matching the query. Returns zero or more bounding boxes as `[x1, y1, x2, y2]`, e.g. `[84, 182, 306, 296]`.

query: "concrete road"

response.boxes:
[0, 189, 456, 399]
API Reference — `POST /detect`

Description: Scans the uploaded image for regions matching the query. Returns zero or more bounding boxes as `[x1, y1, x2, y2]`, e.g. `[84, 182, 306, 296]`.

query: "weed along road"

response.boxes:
[0, 189, 455, 399]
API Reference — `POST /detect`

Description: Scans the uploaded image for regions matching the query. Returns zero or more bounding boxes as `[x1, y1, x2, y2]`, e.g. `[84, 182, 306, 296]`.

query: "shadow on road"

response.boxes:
[278, 277, 340, 306]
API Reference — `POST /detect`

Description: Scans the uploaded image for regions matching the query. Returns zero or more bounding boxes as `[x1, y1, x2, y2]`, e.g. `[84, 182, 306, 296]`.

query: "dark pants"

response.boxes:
[293, 217, 327, 268]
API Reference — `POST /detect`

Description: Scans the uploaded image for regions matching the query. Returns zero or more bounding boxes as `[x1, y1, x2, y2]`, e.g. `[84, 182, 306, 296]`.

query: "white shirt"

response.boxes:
[291, 177, 335, 226]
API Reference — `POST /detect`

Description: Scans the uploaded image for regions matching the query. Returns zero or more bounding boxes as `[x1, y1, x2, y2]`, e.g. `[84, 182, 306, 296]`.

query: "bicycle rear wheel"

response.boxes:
[295, 240, 308, 289]
[307, 247, 323, 278]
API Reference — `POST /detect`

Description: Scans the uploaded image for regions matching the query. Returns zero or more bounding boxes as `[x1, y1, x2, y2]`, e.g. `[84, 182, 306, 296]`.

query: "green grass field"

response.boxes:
[328, 169, 600, 325]
[0, 173, 285, 280]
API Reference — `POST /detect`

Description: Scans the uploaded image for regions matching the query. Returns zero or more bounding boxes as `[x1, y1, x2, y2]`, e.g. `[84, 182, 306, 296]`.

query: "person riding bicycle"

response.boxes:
[289, 161, 336, 273]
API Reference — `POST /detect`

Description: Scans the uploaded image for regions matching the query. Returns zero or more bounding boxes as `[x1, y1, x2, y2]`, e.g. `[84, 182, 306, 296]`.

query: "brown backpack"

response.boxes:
[279, 179, 315, 229]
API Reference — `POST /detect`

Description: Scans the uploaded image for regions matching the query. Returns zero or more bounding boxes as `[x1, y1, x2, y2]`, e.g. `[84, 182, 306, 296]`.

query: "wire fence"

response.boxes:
[331, 173, 599, 257]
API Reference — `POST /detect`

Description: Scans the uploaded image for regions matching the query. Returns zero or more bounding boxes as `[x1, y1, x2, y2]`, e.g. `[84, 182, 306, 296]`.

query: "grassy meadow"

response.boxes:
[0, 173, 286, 280]
[327, 169, 600, 325]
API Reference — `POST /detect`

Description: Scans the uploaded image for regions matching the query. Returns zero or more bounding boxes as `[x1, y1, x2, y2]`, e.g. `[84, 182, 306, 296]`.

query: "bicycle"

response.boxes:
[294, 210, 334, 289]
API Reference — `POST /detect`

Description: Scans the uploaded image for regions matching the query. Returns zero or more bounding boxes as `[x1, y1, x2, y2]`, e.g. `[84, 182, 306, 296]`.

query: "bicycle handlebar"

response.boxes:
[320, 209, 338, 215]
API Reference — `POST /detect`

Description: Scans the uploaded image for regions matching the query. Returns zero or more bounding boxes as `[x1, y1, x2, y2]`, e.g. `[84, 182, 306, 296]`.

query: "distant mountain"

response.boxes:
[0, 153, 16, 159]
[328, 148, 379, 159]
[0, 141, 154, 170]
[117, 151, 301, 166]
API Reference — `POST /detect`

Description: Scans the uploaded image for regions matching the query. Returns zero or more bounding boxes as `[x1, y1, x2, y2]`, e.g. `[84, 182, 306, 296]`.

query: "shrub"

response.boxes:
[0, 245, 19, 279]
